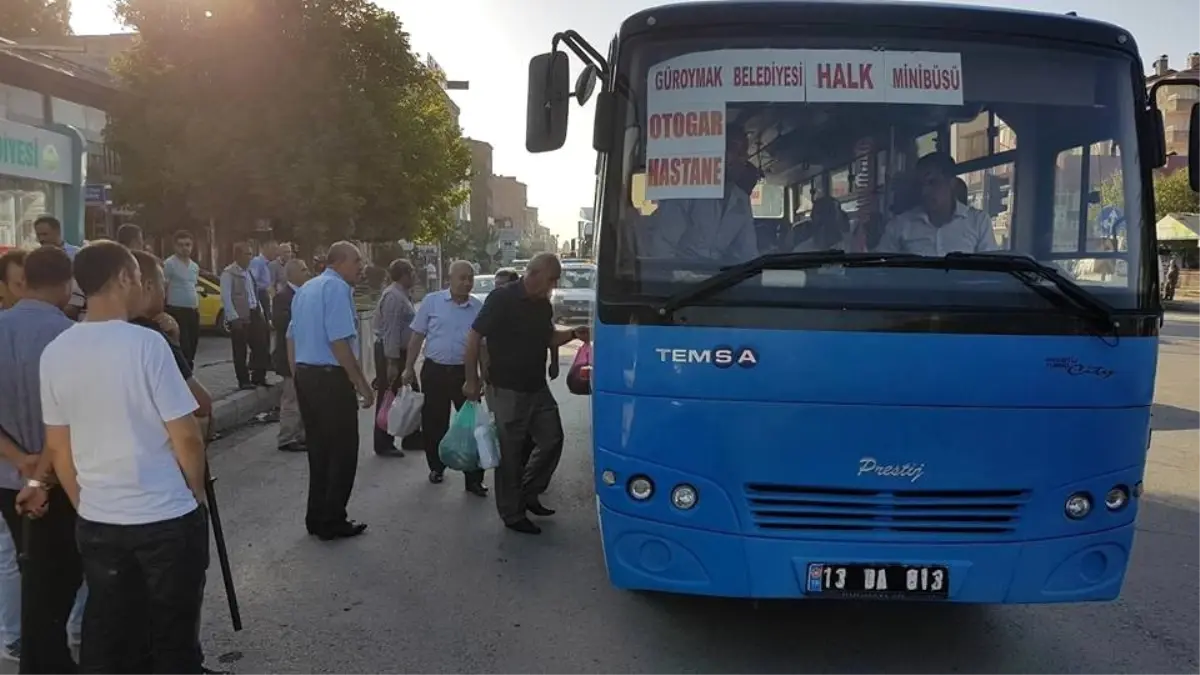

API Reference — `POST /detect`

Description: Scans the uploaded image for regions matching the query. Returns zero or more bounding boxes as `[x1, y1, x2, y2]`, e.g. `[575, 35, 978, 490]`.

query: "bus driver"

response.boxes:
[635, 122, 762, 264]
[875, 152, 999, 256]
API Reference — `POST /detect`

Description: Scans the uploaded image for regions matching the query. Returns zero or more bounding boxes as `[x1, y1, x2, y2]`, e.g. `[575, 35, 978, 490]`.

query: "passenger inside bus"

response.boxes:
[791, 196, 866, 253]
[635, 122, 761, 262]
[875, 152, 1000, 256]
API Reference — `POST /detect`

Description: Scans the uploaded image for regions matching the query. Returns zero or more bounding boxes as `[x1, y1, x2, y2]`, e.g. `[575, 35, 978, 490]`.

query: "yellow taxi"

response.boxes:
[197, 271, 228, 334]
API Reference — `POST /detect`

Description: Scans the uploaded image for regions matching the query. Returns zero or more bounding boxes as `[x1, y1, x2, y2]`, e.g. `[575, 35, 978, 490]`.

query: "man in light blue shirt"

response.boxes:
[249, 241, 276, 316]
[401, 260, 486, 493]
[286, 241, 373, 541]
[220, 242, 270, 388]
[163, 230, 201, 369]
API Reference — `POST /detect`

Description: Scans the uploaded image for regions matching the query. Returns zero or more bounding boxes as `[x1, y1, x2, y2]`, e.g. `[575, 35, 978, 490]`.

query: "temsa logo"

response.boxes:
[655, 346, 758, 369]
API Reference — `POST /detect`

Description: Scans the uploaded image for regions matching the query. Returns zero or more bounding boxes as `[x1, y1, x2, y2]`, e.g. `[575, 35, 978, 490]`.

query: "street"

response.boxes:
[189, 320, 1198, 674]
[0, 318, 1186, 675]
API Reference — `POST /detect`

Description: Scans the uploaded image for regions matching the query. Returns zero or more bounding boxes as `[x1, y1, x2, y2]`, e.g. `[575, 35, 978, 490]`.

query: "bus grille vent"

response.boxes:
[744, 484, 1030, 535]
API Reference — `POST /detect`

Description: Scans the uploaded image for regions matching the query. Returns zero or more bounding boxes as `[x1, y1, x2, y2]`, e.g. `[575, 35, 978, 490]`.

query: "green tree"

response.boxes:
[1097, 169, 1199, 221]
[106, 0, 469, 249]
[0, 0, 71, 38]
[1153, 168, 1200, 220]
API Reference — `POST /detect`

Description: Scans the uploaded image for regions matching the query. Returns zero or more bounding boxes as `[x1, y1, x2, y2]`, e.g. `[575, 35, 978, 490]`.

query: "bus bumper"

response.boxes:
[597, 503, 1134, 603]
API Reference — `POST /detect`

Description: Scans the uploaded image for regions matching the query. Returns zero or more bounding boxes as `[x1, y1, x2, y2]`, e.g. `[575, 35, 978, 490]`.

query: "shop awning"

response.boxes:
[1157, 213, 1200, 242]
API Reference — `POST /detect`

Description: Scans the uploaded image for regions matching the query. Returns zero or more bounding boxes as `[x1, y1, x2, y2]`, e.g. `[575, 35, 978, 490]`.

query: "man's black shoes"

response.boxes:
[316, 521, 367, 541]
[506, 518, 541, 535]
[526, 499, 556, 517]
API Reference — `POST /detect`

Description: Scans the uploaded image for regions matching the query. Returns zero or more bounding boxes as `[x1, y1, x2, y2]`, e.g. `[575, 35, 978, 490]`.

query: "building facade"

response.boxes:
[1147, 53, 1200, 159]
[0, 40, 116, 249]
[489, 175, 529, 234]
[466, 138, 493, 237]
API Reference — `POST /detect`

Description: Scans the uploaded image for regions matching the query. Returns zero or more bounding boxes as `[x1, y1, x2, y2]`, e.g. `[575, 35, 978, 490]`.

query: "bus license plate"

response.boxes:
[807, 563, 949, 598]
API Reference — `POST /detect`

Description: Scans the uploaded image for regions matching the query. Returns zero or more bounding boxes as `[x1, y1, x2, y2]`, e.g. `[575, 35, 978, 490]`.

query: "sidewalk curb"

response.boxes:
[211, 382, 283, 435]
[1164, 300, 1200, 312]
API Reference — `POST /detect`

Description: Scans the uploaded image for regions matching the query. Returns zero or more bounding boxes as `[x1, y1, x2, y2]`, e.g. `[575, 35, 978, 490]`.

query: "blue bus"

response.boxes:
[525, 1, 1199, 603]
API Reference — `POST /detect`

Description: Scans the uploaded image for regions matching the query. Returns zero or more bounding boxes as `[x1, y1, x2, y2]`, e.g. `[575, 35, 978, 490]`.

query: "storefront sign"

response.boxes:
[644, 48, 964, 200]
[85, 183, 111, 206]
[0, 119, 73, 185]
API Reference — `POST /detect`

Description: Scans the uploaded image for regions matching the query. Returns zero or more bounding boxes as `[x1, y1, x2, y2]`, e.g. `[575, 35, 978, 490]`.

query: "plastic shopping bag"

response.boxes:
[474, 400, 501, 471]
[566, 342, 593, 396]
[375, 390, 395, 431]
[386, 386, 424, 438]
[438, 402, 482, 472]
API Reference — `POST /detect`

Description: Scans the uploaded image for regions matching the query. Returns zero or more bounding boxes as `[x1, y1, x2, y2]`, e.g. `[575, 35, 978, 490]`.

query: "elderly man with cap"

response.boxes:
[401, 260, 487, 494]
[287, 241, 374, 540]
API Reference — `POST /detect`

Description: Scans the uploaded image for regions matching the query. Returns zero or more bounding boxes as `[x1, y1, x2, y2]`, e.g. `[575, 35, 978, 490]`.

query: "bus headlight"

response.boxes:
[1104, 486, 1129, 511]
[628, 475, 654, 501]
[1065, 492, 1092, 519]
[670, 484, 698, 510]
[601, 470, 616, 486]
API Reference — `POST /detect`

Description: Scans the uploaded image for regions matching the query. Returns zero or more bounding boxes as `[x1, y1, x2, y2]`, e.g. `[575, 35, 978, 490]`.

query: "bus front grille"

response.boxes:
[744, 484, 1030, 535]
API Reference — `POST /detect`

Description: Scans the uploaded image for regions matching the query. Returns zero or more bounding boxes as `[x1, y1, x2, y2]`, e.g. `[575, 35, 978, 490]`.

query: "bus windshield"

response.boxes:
[606, 35, 1148, 311]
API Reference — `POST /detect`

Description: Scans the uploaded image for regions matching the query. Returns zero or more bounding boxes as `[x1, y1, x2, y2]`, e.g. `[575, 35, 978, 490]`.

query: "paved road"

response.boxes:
[193, 336, 1197, 673]
[0, 329, 1186, 675]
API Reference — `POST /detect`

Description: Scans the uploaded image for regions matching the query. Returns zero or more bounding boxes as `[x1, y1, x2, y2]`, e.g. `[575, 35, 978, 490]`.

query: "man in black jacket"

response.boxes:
[273, 259, 310, 452]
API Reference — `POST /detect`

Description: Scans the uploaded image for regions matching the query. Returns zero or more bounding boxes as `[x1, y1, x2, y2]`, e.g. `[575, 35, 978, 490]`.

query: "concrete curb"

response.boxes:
[211, 382, 283, 435]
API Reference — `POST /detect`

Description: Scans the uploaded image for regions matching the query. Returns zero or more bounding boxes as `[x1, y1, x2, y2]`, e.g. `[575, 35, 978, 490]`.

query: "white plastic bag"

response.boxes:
[387, 386, 424, 438]
[474, 400, 501, 471]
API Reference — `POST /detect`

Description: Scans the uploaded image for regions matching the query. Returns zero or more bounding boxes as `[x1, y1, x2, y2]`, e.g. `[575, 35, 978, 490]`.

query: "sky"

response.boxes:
[70, 0, 1200, 242]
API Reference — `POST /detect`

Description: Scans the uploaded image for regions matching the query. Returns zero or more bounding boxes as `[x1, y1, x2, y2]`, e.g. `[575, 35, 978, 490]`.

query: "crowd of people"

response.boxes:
[287, 244, 587, 539]
[0, 226, 589, 672]
[0, 221, 227, 674]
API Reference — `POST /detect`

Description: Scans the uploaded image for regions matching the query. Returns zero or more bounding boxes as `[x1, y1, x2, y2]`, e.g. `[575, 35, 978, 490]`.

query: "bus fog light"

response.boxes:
[601, 470, 616, 486]
[1065, 493, 1092, 519]
[671, 484, 698, 510]
[628, 476, 654, 501]
[1105, 486, 1129, 511]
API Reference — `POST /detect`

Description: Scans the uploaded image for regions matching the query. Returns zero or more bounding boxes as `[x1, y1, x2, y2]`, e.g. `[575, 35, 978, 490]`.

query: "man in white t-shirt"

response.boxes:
[35, 240, 208, 673]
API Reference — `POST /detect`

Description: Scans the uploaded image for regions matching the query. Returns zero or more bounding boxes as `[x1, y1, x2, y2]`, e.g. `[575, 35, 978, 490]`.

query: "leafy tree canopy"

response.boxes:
[1153, 168, 1199, 220]
[0, 0, 72, 38]
[1099, 168, 1199, 221]
[106, 0, 470, 248]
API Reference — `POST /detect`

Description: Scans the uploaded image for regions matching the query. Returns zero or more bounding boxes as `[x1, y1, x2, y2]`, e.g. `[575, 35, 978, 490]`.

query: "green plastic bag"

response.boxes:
[438, 401, 482, 472]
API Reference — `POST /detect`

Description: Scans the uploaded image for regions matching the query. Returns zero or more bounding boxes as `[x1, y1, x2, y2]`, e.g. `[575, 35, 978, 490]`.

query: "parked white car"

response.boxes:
[551, 263, 595, 325]
[471, 274, 498, 304]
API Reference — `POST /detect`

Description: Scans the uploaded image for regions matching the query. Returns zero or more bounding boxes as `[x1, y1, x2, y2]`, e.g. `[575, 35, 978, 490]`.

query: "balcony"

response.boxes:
[86, 141, 121, 181]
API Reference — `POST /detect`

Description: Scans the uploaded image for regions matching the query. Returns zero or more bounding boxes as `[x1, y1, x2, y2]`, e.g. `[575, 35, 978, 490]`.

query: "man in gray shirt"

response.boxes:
[0, 246, 81, 673]
[373, 259, 416, 457]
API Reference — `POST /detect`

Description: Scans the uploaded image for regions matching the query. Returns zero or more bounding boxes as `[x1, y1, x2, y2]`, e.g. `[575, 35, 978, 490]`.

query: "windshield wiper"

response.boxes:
[847, 252, 1118, 333]
[656, 251, 1118, 336]
[656, 250, 921, 316]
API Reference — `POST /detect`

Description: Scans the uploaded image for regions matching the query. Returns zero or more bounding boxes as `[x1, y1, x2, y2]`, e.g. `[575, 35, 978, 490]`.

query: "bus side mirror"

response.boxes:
[1189, 103, 1198, 192]
[526, 52, 570, 153]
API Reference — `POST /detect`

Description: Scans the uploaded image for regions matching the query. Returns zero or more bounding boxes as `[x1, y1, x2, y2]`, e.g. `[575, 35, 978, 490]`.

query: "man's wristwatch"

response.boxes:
[25, 479, 50, 491]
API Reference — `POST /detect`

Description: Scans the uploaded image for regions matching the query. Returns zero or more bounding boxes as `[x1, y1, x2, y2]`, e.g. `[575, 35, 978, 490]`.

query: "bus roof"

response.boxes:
[620, 1, 1137, 57]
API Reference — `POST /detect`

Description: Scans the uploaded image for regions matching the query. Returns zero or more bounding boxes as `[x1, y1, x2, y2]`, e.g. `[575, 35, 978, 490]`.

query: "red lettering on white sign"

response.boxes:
[647, 110, 725, 140]
[814, 62, 876, 91]
[654, 66, 725, 91]
[646, 156, 725, 189]
[732, 63, 804, 89]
